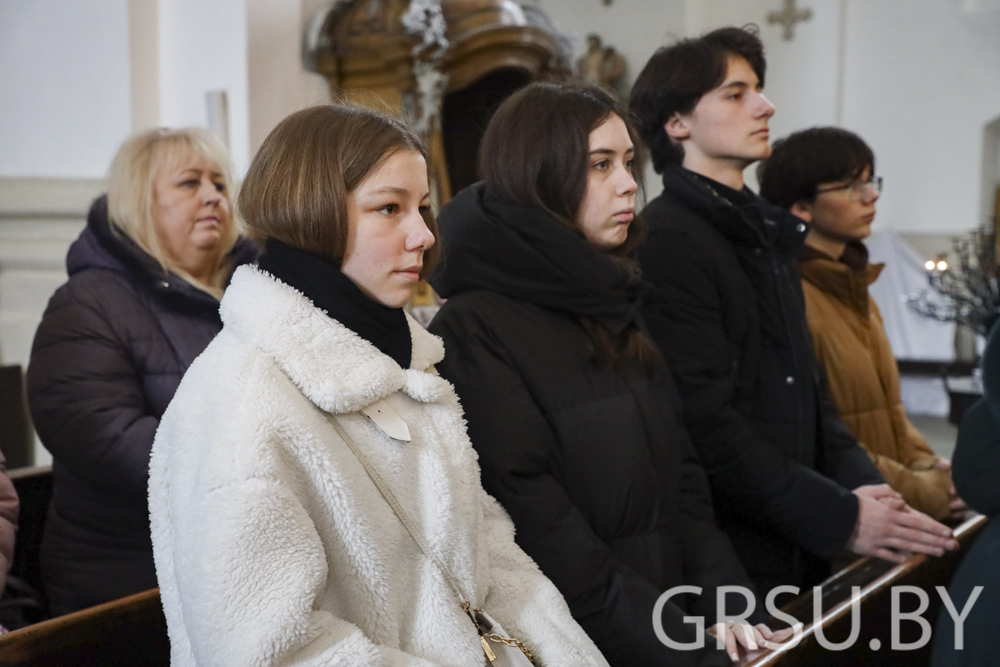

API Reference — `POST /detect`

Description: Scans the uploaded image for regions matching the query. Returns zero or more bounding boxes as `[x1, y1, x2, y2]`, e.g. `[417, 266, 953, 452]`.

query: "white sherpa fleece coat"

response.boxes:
[148, 266, 608, 667]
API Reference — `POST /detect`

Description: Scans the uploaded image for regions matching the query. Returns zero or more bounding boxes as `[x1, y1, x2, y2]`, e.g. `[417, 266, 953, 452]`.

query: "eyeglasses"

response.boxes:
[816, 175, 883, 202]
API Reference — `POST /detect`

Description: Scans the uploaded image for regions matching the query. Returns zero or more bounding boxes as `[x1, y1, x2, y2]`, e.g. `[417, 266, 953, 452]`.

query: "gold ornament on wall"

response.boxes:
[576, 34, 626, 90]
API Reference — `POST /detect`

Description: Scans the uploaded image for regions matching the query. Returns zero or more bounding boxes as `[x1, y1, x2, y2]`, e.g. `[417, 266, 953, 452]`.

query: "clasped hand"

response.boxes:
[846, 483, 958, 563]
[932, 458, 969, 522]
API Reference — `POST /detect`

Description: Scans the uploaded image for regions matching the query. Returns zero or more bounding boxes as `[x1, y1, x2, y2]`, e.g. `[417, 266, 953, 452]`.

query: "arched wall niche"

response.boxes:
[306, 0, 570, 205]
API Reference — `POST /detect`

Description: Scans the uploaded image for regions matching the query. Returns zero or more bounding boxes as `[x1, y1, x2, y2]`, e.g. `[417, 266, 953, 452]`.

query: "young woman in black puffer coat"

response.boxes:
[429, 82, 794, 666]
[26, 128, 258, 616]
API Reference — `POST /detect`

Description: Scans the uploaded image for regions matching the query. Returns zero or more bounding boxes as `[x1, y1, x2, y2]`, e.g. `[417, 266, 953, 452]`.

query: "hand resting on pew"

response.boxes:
[707, 620, 802, 663]
[932, 458, 969, 522]
[846, 483, 959, 563]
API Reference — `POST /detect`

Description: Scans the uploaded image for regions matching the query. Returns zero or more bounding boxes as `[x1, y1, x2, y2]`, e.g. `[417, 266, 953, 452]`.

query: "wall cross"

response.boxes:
[767, 0, 813, 41]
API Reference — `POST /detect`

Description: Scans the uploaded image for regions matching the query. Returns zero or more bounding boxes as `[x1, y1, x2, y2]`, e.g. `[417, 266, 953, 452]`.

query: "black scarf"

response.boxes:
[257, 240, 412, 369]
[431, 182, 647, 336]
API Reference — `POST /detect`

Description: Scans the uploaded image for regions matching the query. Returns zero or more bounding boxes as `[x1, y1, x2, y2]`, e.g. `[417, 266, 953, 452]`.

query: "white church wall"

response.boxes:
[0, 1, 131, 464]
[0, 0, 132, 178]
[158, 0, 252, 172]
[0, 0, 255, 175]
[841, 1, 1000, 235]
[246, 0, 331, 157]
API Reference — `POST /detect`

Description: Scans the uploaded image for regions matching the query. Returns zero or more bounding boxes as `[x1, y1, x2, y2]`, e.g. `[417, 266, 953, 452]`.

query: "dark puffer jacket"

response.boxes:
[430, 183, 758, 667]
[637, 166, 883, 594]
[931, 320, 1000, 667]
[27, 196, 258, 615]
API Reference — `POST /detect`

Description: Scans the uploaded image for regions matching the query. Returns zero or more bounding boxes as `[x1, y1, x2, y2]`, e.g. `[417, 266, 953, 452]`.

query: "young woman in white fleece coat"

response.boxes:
[147, 104, 608, 667]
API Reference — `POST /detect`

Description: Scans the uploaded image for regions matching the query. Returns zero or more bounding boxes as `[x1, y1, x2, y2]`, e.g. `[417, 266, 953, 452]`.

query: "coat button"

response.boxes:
[797, 223, 806, 233]
[786, 376, 795, 385]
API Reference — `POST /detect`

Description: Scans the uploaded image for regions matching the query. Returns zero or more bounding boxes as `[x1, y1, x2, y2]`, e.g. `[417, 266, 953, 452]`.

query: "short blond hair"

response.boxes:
[107, 127, 239, 288]
[238, 104, 439, 278]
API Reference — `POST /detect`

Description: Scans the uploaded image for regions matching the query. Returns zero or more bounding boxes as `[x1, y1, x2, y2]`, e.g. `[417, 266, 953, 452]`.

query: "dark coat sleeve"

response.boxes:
[640, 228, 860, 560]
[27, 273, 158, 501]
[951, 320, 1000, 515]
[674, 426, 767, 625]
[814, 362, 885, 491]
[431, 310, 732, 667]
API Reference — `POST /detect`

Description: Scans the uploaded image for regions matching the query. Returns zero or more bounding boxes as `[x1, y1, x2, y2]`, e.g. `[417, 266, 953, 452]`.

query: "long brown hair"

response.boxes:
[238, 104, 439, 278]
[479, 81, 661, 375]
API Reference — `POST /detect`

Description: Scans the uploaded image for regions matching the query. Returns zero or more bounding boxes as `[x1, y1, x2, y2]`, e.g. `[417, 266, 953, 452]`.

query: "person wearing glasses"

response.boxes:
[758, 127, 966, 523]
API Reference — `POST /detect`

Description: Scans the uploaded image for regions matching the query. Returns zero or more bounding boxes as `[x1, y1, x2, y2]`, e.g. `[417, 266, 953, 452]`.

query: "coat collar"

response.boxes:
[220, 265, 447, 414]
[660, 165, 808, 259]
[800, 253, 884, 316]
[72, 195, 260, 305]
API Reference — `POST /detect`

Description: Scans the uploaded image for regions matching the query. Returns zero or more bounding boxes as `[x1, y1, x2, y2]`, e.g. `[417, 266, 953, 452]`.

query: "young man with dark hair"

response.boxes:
[630, 27, 957, 594]
[758, 127, 966, 523]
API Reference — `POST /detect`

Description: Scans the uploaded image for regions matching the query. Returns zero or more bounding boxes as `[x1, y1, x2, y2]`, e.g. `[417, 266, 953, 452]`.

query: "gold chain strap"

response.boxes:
[332, 416, 535, 665]
[463, 601, 535, 664]
[483, 633, 535, 663]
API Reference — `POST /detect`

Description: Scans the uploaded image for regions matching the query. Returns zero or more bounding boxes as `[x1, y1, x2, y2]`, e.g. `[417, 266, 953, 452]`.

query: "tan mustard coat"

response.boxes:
[801, 254, 953, 520]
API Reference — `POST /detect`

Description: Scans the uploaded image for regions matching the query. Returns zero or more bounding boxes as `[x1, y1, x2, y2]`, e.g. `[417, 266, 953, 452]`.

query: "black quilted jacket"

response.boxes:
[638, 166, 883, 593]
[430, 183, 755, 667]
[27, 196, 258, 613]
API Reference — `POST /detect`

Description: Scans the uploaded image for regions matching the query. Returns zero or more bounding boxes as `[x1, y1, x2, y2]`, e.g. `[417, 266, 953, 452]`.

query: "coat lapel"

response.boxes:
[220, 265, 446, 414]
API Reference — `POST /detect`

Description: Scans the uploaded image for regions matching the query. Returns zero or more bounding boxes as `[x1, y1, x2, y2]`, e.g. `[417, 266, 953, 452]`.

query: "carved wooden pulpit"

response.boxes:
[307, 0, 570, 205]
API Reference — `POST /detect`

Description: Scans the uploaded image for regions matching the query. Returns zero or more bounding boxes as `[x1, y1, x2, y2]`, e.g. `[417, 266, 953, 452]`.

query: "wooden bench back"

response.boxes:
[0, 513, 985, 666]
[0, 588, 168, 667]
[739, 513, 988, 666]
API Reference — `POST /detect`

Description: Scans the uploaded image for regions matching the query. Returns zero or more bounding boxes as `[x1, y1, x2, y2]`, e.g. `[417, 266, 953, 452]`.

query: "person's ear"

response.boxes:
[665, 113, 690, 141]
[790, 200, 813, 223]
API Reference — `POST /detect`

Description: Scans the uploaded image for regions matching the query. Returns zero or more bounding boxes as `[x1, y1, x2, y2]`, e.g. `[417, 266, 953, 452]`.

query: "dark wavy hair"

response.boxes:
[630, 25, 766, 173]
[758, 127, 875, 209]
[479, 80, 661, 374]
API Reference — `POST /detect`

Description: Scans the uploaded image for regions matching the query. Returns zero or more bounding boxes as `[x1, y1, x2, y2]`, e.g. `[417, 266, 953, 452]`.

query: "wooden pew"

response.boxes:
[0, 588, 168, 667]
[0, 466, 169, 664]
[737, 513, 988, 666]
[0, 513, 984, 666]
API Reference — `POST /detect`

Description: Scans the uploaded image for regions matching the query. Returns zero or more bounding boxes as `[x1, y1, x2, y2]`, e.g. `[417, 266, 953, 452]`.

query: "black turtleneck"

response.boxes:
[257, 240, 412, 369]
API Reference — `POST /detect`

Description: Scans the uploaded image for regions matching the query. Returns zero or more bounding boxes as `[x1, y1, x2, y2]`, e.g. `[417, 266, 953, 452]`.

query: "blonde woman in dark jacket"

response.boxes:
[27, 128, 258, 615]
